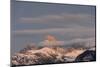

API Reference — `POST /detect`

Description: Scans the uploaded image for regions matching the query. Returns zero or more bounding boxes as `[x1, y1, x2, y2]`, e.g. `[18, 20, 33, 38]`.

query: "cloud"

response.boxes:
[38, 38, 95, 49]
[19, 13, 95, 24]
[14, 27, 95, 35]
[13, 27, 95, 41]
[63, 38, 95, 49]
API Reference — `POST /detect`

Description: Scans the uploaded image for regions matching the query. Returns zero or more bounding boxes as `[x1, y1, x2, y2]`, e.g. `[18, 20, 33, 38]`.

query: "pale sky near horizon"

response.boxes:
[11, 0, 96, 54]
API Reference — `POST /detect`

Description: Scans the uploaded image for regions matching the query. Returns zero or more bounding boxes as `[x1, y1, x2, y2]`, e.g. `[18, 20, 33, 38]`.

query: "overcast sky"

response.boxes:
[11, 1, 96, 54]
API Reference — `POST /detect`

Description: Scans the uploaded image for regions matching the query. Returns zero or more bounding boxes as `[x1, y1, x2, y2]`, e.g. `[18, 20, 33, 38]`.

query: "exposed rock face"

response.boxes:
[75, 50, 96, 62]
[11, 46, 96, 66]
[12, 47, 67, 66]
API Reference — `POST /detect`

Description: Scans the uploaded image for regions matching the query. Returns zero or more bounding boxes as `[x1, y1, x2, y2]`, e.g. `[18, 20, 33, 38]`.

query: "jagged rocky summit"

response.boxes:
[11, 46, 96, 66]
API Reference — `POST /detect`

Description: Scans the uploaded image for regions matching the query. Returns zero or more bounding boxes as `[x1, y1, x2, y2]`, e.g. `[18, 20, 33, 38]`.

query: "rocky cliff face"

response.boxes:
[12, 47, 66, 65]
[11, 46, 96, 66]
[75, 50, 96, 62]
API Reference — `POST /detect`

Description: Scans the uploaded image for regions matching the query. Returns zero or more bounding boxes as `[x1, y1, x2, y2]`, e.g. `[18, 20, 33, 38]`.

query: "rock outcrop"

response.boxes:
[11, 46, 96, 66]
[75, 50, 96, 62]
[12, 47, 67, 66]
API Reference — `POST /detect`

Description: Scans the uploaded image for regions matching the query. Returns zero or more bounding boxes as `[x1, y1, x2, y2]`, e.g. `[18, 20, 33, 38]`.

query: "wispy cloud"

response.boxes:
[20, 13, 95, 23]
[64, 38, 95, 49]
[14, 27, 95, 35]
[38, 37, 95, 49]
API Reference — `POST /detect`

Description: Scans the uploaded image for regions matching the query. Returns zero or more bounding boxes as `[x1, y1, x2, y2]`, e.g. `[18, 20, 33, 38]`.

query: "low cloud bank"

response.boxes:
[38, 38, 95, 49]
